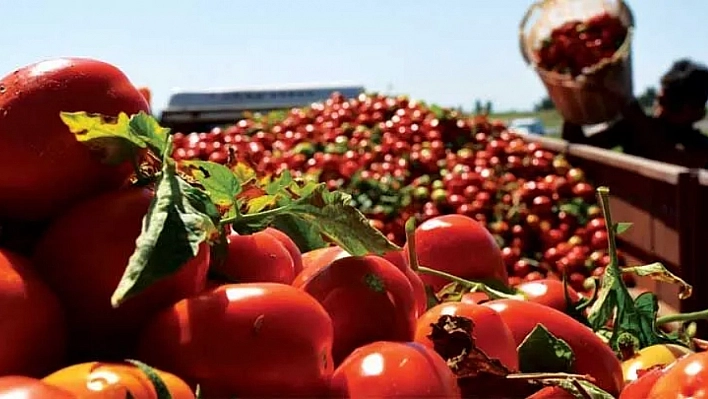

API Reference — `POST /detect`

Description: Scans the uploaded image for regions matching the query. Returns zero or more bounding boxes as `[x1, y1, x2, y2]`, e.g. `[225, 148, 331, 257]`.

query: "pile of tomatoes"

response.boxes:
[534, 12, 628, 76]
[169, 91, 632, 294]
[0, 57, 704, 399]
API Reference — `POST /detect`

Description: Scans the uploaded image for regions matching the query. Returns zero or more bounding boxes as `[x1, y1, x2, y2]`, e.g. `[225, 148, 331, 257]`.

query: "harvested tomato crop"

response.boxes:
[534, 12, 629, 76]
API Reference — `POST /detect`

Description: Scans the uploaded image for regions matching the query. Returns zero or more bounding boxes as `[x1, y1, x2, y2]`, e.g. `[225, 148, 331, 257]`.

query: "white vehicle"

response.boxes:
[160, 83, 365, 131]
[509, 117, 546, 136]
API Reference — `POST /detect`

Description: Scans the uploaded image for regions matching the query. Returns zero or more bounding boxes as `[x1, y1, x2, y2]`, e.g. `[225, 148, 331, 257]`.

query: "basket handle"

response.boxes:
[519, 0, 636, 67]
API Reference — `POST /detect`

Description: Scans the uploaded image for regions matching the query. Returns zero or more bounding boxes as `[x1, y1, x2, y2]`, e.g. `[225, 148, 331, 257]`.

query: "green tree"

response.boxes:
[533, 96, 555, 111]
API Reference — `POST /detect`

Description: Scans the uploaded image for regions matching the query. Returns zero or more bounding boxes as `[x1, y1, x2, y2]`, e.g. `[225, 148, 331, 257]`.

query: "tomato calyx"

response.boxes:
[60, 111, 400, 307]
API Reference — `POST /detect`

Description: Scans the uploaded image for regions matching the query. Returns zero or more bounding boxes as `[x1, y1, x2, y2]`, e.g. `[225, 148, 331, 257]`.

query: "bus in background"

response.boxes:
[159, 83, 365, 132]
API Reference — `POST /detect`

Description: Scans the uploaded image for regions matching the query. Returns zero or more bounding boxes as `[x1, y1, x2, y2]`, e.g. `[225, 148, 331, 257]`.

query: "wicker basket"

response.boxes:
[520, 0, 636, 126]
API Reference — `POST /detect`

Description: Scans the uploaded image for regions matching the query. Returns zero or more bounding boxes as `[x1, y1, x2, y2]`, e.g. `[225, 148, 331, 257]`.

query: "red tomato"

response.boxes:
[414, 302, 519, 371]
[484, 299, 623, 396]
[516, 279, 581, 311]
[461, 291, 491, 304]
[0, 58, 149, 221]
[32, 187, 209, 361]
[0, 249, 65, 376]
[621, 344, 693, 383]
[214, 230, 295, 284]
[296, 246, 428, 318]
[526, 386, 576, 398]
[404, 214, 507, 291]
[263, 227, 304, 275]
[330, 341, 461, 398]
[294, 255, 417, 365]
[648, 351, 708, 398]
[619, 367, 666, 399]
[43, 362, 194, 399]
[0, 376, 75, 399]
[137, 283, 334, 398]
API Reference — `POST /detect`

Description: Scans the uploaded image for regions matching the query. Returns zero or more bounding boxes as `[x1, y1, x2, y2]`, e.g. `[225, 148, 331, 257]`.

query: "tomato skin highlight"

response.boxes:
[263, 227, 304, 275]
[0, 57, 149, 221]
[515, 279, 581, 311]
[619, 367, 666, 399]
[294, 255, 417, 365]
[0, 249, 66, 377]
[43, 362, 195, 399]
[0, 376, 76, 399]
[484, 299, 624, 396]
[414, 301, 519, 371]
[404, 214, 508, 291]
[31, 187, 209, 361]
[647, 351, 708, 398]
[329, 341, 461, 398]
[215, 230, 295, 284]
[138, 283, 334, 398]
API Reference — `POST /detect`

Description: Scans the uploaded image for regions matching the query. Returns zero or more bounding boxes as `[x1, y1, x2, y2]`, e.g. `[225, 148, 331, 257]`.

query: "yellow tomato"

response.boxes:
[621, 344, 694, 383]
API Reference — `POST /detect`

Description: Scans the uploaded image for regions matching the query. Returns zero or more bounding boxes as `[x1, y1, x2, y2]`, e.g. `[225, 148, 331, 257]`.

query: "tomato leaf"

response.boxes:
[111, 160, 217, 307]
[180, 160, 242, 218]
[517, 324, 575, 374]
[60, 111, 169, 161]
[269, 213, 328, 252]
[614, 222, 632, 235]
[246, 194, 280, 214]
[283, 184, 400, 256]
[622, 262, 693, 300]
[231, 161, 258, 182]
[124, 359, 173, 399]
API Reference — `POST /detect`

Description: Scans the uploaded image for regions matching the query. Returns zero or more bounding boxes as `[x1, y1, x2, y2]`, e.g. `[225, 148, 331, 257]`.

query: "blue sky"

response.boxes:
[1, 1, 706, 114]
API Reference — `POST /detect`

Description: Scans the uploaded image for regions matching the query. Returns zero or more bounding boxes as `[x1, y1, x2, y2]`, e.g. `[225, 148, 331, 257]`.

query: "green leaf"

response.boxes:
[264, 170, 294, 195]
[270, 213, 328, 253]
[622, 262, 693, 300]
[614, 222, 633, 235]
[517, 324, 575, 373]
[246, 194, 280, 214]
[180, 160, 242, 218]
[284, 184, 400, 256]
[111, 160, 217, 307]
[552, 379, 615, 399]
[124, 359, 173, 399]
[60, 111, 169, 162]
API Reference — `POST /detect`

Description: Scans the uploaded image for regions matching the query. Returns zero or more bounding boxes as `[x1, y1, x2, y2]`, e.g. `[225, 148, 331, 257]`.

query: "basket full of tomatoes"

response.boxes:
[519, 0, 635, 125]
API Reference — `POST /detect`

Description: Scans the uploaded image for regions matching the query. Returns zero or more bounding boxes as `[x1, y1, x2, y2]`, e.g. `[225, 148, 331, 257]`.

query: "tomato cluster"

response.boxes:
[534, 12, 628, 76]
[0, 57, 702, 399]
[169, 92, 633, 294]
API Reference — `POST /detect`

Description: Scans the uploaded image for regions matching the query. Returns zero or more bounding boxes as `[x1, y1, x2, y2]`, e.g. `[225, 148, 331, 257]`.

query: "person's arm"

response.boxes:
[561, 119, 626, 149]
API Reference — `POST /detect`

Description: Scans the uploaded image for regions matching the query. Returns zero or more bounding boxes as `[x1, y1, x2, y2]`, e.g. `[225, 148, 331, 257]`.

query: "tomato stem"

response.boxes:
[417, 266, 523, 301]
[220, 204, 293, 227]
[404, 217, 420, 272]
[506, 372, 595, 382]
[597, 187, 619, 270]
[657, 308, 708, 326]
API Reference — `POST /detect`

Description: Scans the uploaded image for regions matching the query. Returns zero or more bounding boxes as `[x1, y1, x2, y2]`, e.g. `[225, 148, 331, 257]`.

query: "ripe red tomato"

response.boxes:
[0, 249, 65, 376]
[483, 299, 623, 396]
[414, 302, 519, 371]
[619, 367, 665, 399]
[329, 341, 461, 398]
[31, 187, 209, 361]
[0, 58, 149, 221]
[296, 246, 428, 318]
[263, 227, 304, 275]
[294, 255, 417, 365]
[43, 362, 195, 399]
[515, 279, 581, 312]
[0, 376, 75, 399]
[404, 214, 507, 291]
[214, 230, 295, 284]
[526, 386, 576, 399]
[647, 351, 708, 398]
[137, 283, 334, 398]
